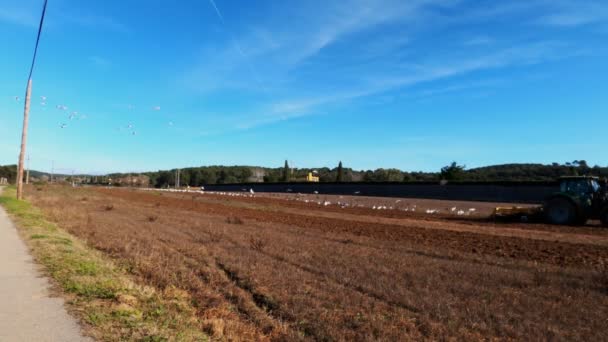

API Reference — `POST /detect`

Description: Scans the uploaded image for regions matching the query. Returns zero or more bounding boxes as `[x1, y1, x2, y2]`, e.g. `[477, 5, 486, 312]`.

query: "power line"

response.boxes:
[27, 0, 48, 82]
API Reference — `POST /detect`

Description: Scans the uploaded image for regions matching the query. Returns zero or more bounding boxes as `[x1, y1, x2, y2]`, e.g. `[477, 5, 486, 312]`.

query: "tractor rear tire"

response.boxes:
[545, 197, 579, 225]
[600, 207, 608, 227]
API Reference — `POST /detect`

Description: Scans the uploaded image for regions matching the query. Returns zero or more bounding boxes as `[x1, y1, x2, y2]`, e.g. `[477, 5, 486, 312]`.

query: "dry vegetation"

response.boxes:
[0, 186, 207, 341]
[21, 185, 608, 341]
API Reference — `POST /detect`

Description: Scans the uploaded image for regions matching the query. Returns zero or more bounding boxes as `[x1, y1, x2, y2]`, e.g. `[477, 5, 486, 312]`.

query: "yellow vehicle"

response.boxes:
[306, 172, 319, 182]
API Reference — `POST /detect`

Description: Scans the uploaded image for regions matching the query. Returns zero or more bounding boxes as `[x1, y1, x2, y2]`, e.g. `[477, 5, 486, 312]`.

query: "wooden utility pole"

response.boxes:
[16, 79, 32, 200]
[25, 155, 30, 185]
[16, 0, 47, 199]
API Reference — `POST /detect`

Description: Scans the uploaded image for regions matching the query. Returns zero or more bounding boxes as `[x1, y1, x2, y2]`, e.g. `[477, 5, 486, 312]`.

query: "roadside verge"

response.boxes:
[0, 186, 208, 341]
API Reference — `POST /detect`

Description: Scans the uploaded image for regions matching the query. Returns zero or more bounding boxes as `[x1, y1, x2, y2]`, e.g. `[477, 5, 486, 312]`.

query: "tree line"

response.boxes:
[2, 160, 607, 187]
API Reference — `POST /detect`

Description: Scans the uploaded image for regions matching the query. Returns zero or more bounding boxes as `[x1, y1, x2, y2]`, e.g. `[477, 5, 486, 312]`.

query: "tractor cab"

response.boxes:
[545, 176, 608, 226]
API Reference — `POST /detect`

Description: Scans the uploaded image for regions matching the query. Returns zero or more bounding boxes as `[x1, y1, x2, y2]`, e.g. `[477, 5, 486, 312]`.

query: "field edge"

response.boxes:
[0, 186, 209, 342]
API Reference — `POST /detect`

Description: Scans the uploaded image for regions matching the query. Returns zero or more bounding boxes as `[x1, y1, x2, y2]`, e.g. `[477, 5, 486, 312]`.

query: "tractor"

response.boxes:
[494, 176, 608, 226]
[544, 176, 608, 226]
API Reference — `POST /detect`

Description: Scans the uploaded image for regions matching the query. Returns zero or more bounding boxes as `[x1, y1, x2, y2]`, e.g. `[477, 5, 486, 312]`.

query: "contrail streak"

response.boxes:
[208, 0, 225, 22]
[205, 0, 266, 91]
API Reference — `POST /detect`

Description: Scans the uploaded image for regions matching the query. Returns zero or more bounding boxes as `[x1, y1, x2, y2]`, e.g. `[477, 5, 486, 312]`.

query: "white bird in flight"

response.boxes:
[60, 123, 67, 128]
[40, 96, 47, 101]
[14, 96, 19, 101]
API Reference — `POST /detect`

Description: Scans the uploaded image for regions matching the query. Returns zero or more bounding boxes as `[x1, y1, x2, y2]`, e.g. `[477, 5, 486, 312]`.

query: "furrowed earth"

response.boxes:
[25, 185, 608, 341]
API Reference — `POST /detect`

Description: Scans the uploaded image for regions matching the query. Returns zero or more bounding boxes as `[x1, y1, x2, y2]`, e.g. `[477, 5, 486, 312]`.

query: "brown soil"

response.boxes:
[25, 185, 608, 341]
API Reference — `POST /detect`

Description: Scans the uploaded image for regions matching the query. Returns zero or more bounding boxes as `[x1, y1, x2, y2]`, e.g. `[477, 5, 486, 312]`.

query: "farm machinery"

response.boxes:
[494, 176, 608, 226]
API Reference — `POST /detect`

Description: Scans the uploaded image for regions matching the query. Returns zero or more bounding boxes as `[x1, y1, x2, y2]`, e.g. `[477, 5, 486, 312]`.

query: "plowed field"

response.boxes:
[26, 186, 608, 341]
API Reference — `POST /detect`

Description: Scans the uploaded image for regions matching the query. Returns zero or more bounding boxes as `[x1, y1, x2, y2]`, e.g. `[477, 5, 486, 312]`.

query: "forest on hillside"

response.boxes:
[109, 160, 608, 187]
[2, 160, 607, 187]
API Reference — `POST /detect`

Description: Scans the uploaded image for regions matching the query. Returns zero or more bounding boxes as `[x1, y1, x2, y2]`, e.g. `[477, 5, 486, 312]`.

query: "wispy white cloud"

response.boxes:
[0, 5, 37, 27]
[89, 56, 110, 67]
[464, 36, 494, 46]
[178, 0, 606, 133]
[535, 0, 608, 27]
[59, 12, 129, 32]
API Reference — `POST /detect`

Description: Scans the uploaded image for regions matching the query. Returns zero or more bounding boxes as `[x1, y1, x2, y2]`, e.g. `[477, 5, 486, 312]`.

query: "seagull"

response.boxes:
[132, 131, 137, 135]
[60, 123, 67, 128]
[69, 112, 77, 120]
[128, 124, 133, 129]
[40, 96, 47, 101]
[14, 96, 20, 101]
[41, 102, 46, 106]
[153, 106, 161, 111]
[168, 121, 174, 126]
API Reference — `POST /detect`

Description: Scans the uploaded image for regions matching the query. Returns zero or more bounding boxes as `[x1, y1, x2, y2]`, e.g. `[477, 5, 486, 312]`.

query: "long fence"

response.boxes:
[201, 181, 559, 204]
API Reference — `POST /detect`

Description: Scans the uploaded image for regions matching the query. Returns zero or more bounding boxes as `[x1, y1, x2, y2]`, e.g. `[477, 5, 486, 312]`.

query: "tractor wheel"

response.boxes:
[600, 207, 608, 227]
[545, 197, 579, 225]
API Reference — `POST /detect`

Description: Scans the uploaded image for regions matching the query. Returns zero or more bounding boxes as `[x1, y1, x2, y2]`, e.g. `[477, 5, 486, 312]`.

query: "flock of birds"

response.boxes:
[139, 187, 478, 216]
[11, 95, 172, 136]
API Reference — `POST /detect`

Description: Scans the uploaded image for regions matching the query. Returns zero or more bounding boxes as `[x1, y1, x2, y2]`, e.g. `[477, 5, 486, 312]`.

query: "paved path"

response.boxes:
[0, 188, 91, 341]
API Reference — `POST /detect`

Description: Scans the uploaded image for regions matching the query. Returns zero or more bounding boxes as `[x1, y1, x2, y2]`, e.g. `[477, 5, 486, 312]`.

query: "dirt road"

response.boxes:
[0, 188, 90, 342]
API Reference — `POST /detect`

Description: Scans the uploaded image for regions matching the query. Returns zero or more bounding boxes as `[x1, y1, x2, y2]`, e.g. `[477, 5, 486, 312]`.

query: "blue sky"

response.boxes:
[1, 0, 607, 174]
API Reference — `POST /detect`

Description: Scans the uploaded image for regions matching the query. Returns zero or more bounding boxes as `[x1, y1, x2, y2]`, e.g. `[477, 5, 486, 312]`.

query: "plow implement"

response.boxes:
[493, 206, 544, 222]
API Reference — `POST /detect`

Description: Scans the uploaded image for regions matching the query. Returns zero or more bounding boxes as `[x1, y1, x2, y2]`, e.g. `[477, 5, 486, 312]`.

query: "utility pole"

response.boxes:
[16, 80, 32, 199]
[26, 155, 30, 185]
[176, 169, 181, 189]
[16, 0, 47, 199]
[50, 160, 54, 183]
[71, 170, 74, 187]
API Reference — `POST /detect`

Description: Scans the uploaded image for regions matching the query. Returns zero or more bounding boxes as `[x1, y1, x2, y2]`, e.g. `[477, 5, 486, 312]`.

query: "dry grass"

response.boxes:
[19, 185, 608, 341]
[0, 187, 208, 341]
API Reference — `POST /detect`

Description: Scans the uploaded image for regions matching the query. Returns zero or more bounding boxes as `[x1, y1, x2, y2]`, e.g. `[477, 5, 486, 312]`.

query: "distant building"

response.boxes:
[114, 175, 150, 187]
[248, 167, 266, 183]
